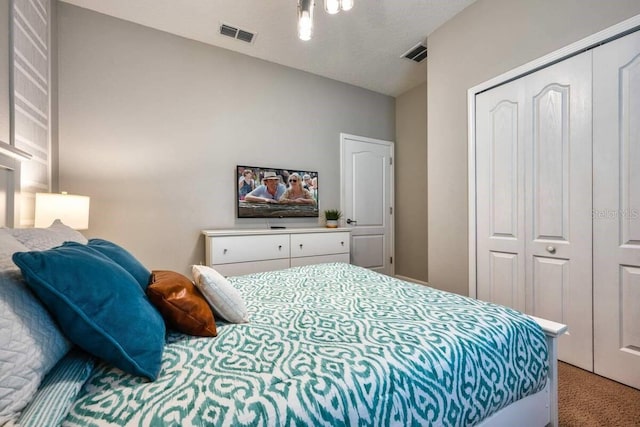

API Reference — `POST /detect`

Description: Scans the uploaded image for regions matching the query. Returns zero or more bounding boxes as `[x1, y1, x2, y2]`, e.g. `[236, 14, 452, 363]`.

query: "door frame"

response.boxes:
[467, 14, 640, 298]
[339, 132, 395, 275]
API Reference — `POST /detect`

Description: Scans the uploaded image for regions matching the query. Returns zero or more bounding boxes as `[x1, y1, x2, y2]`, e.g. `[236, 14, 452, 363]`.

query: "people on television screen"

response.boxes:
[280, 173, 316, 205]
[244, 171, 286, 203]
[302, 174, 312, 190]
[238, 169, 256, 200]
[310, 176, 318, 201]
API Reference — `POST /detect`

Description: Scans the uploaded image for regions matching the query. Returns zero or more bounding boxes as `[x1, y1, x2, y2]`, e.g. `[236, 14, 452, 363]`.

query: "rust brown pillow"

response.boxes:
[147, 270, 217, 337]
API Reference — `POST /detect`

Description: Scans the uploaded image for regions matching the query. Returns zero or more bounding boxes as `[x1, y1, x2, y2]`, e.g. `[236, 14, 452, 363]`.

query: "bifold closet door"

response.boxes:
[593, 29, 640, 389]
[476, 51, 593, 370]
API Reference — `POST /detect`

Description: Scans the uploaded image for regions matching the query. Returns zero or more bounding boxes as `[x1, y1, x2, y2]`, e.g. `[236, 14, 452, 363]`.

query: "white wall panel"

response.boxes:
[12, 0, 51, 226]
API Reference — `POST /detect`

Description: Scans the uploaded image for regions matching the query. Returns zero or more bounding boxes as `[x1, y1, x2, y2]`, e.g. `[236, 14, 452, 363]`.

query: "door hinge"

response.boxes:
[390, 157, 393, 166]
[390, 207, 393, 215]
[390, 256, 393, 264]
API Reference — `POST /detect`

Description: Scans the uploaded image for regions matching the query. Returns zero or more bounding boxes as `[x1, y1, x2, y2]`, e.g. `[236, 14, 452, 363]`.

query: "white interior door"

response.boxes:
[340, 133, 394, 275]
[593, 30, 640, 389]
[476, 51, 593, 370]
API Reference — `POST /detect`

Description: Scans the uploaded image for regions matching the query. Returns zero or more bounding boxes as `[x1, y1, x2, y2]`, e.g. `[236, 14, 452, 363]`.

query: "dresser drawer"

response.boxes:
[290, 232, 350, 258]
[208, 235, 290, 265]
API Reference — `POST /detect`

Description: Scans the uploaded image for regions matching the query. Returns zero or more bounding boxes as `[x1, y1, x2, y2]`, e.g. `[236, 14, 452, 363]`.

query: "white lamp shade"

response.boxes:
[34, 193, 90, 230]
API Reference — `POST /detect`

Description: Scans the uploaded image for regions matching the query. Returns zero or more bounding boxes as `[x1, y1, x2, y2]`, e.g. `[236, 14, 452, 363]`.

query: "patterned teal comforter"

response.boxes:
[63, 263, 548, 427]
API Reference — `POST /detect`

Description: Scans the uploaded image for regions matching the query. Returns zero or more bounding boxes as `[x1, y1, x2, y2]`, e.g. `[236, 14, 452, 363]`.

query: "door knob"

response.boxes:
[546, 246, 556, 254]
[346, 218, 357, 225]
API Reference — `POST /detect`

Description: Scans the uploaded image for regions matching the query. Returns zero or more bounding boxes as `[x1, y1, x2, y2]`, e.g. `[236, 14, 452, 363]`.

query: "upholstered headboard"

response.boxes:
[0, 141, 31, 227]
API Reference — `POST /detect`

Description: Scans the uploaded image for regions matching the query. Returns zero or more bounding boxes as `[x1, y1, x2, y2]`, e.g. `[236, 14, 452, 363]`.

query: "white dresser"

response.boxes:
[202, 228, 351, 276]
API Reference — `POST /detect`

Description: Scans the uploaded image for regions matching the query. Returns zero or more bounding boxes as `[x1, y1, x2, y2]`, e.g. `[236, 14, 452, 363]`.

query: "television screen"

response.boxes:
[237, 165, 319, 218]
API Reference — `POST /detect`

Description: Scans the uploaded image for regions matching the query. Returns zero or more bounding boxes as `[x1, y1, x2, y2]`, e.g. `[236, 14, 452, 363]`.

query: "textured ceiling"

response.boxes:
[59, 0, 476, 96]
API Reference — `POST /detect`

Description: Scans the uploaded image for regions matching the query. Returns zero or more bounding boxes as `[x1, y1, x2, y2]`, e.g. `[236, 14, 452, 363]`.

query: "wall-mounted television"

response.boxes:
[236, 165, 319, 219]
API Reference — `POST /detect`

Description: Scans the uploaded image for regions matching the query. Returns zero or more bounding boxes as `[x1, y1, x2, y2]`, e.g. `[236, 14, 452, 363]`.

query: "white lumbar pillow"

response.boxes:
[191, 265, 248, 323]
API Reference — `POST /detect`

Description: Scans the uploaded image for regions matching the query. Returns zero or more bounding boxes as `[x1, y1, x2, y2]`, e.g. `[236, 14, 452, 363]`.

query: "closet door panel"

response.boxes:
[489, 101, 519, 237]
[621, 55, 640, 244]
[593, 29, 640, 389]
[523, 51, 593, 370]
[620, 267, 640, 353]
[531, 256, 568, 323]
[532, 85, 570, 241]
[476, 81, 526, 312]
[488, 251, 520, 308]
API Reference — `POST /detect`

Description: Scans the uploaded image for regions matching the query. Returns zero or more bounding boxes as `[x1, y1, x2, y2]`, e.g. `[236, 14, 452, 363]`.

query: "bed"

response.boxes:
[0, 150, 566, 427]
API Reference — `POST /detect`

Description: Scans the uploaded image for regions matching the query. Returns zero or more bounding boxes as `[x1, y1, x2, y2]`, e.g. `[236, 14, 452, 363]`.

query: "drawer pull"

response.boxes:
[278, 245, 282, 250]
[299, 244, 303, 249]
[341, 241, 344, 246]
[223, 249, 228, 254]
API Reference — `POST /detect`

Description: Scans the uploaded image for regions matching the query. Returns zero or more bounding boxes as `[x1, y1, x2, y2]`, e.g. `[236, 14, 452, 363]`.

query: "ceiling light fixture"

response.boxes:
[300, 0, 355, 41]
[298, 0, 314, 41]
[324, 0, 340, 14]
[340, 0, 354, 11]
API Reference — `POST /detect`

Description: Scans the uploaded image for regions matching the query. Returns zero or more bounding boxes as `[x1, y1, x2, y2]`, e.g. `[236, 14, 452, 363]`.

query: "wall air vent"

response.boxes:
[219, 23, 256, 44]
[401, 43, 427, 63]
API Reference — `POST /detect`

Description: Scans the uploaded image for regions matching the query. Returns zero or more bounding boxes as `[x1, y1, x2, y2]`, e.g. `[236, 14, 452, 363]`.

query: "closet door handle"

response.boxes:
[546, 246, 556, 254]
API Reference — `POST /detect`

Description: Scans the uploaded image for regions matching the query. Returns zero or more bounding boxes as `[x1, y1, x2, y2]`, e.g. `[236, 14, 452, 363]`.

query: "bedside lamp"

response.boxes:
[34, 192, 91, 230]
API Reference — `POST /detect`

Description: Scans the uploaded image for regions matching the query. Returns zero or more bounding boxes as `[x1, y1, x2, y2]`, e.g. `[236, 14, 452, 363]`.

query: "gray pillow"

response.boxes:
[6, 219, 88, 251]
[0, 229, 71, 424]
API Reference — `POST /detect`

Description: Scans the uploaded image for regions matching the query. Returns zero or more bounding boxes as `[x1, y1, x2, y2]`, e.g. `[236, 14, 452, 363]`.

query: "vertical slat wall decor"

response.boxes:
[12, 0, 50, 226]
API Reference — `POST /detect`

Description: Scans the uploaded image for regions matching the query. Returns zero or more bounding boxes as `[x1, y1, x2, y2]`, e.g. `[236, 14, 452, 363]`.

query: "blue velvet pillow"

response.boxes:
[87, 238, 151, 290]
[12, 245, 165, 380]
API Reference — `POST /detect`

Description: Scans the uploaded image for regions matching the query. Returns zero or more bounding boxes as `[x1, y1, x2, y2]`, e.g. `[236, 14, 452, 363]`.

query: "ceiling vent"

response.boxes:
[401, 43, 427, 63]
[219, 23, 256, 44]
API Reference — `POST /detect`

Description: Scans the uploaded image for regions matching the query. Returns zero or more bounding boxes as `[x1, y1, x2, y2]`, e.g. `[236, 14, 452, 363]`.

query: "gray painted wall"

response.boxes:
[427, 0, 640, 295]
[57, 4, 395, 274]
[395, 82, 427, 282]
